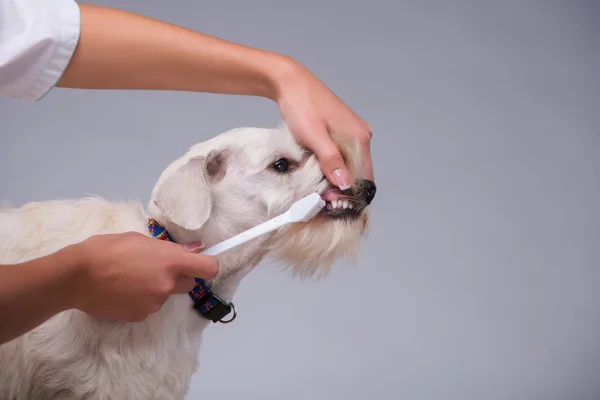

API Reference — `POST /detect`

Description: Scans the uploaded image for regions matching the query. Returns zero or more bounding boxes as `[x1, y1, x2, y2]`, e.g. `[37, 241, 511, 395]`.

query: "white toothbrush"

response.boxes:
[199, 192, 326, 256]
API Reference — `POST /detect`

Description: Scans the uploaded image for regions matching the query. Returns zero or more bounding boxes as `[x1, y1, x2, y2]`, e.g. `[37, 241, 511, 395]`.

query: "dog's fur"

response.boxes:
[0, 125, 373, 400]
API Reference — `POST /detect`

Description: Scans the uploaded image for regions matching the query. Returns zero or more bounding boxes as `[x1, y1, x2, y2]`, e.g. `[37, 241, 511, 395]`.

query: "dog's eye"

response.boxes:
[272, 158, 290, 173]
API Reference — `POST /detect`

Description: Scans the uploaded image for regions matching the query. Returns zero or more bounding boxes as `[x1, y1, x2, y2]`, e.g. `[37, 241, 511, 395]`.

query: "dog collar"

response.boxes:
[147, 218, 236, 324]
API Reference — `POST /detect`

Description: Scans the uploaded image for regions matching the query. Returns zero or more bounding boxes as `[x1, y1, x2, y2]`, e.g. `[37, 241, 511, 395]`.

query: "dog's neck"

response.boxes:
[147, 217, 270, 315]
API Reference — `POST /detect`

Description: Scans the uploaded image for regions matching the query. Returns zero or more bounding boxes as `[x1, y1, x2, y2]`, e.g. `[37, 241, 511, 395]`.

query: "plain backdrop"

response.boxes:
[1, 1, 599, 399]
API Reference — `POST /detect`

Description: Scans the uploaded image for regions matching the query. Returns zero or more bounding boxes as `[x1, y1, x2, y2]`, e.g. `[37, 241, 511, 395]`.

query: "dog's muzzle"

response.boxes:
[319, 179, 376, 220]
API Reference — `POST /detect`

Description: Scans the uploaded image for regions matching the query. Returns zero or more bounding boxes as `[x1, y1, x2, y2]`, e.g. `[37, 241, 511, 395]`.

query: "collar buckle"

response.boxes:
[194, 292, 237, 324]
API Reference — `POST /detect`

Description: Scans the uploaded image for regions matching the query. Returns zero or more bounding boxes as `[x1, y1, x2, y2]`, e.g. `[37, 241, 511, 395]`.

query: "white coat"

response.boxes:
[0, 0, 80, 101]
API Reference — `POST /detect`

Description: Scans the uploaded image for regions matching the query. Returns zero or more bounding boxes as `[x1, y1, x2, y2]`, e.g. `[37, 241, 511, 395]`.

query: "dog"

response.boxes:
[0, 124, 375, 400]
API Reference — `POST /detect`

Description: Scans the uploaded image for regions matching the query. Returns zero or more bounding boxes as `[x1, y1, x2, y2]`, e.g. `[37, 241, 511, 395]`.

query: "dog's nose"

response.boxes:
[361, 180, 377, 205]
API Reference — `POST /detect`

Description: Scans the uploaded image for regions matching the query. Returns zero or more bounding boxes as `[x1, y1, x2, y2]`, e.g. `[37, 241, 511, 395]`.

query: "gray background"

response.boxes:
[1, 1, 599, 399]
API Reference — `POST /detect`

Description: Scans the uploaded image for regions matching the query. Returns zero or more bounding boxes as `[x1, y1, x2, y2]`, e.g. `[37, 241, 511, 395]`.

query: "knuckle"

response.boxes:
[358, 131, 372, 145]
[164, 281, 175, 295]
[156, 279, 175, 296]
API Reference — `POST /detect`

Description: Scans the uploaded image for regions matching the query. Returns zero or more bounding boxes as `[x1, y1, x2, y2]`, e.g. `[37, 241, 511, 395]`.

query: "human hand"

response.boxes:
[67, 232, 218, 322]
[272, 58, 374, 189]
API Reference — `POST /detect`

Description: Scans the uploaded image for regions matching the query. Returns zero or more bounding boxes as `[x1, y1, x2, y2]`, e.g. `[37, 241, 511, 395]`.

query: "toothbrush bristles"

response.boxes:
[299, 198, 326, 222]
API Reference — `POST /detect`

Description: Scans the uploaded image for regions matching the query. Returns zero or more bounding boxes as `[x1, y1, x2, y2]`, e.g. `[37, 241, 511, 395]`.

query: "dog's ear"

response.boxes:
[153, 150, 227, 231]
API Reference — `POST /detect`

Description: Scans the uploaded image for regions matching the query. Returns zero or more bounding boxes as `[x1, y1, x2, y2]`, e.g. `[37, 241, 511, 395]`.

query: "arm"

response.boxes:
[0, 233, 218, 346]
[56, 3, 373, 186]
[0, 248, 79, 345]
[1, 1, 372, 185]
[57, 4, 285, 100]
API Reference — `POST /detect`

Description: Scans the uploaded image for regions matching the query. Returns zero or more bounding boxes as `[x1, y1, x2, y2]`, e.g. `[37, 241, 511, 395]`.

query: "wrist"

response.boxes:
[223, 49, 299, 102]
[266, 54, 308, 102]
[53, 242, 89, 312]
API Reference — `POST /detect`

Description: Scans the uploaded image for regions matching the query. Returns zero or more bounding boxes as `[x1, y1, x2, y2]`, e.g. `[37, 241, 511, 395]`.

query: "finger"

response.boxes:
[361, 136, 375, 181]
[298, 122, 351, 190]
[172, 275, 196, 294]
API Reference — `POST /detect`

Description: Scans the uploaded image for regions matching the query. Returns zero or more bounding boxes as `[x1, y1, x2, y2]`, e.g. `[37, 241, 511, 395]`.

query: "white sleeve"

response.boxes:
[0, 0, 81, 102]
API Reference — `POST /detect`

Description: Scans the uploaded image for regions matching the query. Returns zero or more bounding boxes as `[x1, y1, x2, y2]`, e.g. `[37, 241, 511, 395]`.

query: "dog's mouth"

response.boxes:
[319, 188, 363, 220]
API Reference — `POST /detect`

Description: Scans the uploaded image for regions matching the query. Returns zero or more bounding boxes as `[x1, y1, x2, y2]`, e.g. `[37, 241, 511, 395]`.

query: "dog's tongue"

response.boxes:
[321, 188, 345, 202]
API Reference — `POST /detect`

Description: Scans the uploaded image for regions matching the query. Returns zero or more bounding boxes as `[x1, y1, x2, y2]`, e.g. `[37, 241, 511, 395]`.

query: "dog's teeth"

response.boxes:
[332, 201, 338, 209]
[342, 201, 349, 209]
[349, 203, 354, 209]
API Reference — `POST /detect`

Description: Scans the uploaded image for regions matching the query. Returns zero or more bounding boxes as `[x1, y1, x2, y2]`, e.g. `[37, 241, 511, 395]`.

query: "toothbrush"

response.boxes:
[199, 192, 326, 256]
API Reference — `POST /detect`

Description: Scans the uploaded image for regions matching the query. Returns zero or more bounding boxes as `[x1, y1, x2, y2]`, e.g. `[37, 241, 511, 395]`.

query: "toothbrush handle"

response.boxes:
[200, 214, 287, 256]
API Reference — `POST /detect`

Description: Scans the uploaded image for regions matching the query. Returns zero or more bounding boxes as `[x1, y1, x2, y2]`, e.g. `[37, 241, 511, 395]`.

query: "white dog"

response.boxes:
[0, 124, 376, 400]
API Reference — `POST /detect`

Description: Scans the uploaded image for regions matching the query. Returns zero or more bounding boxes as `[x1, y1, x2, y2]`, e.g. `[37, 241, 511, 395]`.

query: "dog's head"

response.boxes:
[148, 125, 375, 278]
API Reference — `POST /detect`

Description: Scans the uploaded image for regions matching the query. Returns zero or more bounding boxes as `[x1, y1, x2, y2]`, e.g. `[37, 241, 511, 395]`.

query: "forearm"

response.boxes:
[57, 3, 293, 99]
[0, 247, 80, 345]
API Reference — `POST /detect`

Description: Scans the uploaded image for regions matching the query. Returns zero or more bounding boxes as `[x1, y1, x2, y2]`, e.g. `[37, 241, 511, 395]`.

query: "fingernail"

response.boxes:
[332, 168, 351, 190]
[184, 241, 205, 252]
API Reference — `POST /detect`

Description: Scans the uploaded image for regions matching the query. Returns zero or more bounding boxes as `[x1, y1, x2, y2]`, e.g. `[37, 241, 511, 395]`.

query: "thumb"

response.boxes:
[171, 241, 219, 279]
[175, 252, 220, 280]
